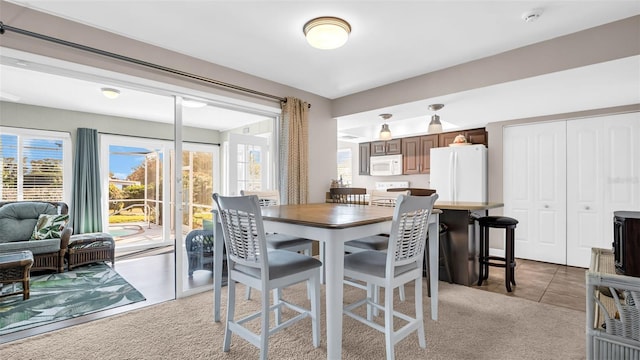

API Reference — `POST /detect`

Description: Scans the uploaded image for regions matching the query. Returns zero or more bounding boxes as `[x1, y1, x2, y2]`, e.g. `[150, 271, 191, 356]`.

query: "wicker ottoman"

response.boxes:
[0, 250, 34, 300]
[67, 233, 115, 271]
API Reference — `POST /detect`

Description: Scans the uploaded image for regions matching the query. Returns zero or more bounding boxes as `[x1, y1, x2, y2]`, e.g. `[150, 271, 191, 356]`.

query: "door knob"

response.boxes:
[585, 206, 591, 210]
[544, 205, 549, 208]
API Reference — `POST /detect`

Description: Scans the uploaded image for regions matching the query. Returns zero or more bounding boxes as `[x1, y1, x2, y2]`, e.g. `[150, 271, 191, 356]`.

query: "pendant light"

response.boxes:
[428, 104, 444, 134]
[379, 113, 392, 140]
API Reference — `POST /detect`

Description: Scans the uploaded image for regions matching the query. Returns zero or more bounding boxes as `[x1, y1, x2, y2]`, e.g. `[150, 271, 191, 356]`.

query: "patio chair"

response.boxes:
[213, 194, 321, 360]
[343, 193, 437, 360]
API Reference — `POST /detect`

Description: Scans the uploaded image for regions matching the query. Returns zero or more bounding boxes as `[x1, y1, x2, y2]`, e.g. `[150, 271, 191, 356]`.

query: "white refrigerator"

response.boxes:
[430, 144, 487, 202]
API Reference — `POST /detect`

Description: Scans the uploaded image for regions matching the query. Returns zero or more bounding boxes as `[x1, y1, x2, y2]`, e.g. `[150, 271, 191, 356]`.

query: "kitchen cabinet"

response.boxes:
[371, 138, 401, 156]
[438, 128, 487, 147]
[504, 113, 640, 267]
[358, 142, 371, 175]
[401, 135, 438, 174]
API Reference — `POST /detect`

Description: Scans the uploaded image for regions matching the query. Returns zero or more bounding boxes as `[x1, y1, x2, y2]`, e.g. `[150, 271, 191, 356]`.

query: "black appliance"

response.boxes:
[613, 211, 640, 277]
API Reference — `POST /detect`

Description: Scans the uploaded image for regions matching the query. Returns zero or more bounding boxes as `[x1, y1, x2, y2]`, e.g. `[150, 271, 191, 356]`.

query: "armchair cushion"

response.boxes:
[0, 202, 60, 243]
[31, 213, 69, 240]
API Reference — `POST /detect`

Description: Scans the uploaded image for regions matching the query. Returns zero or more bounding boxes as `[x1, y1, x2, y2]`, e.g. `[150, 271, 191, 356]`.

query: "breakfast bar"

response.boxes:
[434, 201, 504, 286]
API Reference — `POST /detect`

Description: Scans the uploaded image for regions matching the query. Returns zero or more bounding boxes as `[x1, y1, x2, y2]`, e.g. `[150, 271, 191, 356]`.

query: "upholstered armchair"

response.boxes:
[0, 201, 72, 272]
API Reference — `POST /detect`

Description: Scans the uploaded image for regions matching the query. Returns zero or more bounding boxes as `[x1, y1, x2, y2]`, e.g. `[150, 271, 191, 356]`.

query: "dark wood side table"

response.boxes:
[0, 250, 34, 300]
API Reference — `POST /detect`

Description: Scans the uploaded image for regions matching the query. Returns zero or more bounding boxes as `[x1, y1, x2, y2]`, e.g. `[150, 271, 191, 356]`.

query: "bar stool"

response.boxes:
[477, 216, 518, 292]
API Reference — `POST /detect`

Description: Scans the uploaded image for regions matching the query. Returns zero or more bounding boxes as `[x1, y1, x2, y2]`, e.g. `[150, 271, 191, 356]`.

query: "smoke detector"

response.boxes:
[522, 9, 543, 23]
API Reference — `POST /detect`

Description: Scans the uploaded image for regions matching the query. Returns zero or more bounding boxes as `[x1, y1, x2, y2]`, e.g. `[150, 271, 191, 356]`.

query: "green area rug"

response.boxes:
[0, 263, 145, 335]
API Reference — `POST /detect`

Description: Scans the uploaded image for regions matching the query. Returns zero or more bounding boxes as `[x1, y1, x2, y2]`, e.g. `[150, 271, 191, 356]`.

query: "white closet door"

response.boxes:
[566, 117, 604, 267]
[504, 121, 567, 264]
[567, 113, 640, 267]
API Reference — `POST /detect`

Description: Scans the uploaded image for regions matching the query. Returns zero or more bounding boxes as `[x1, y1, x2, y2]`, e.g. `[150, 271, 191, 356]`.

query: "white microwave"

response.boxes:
[370, 154, 403, 176]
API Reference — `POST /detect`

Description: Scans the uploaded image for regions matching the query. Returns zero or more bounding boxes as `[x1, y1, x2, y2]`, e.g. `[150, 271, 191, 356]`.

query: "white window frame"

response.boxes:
[0, 126, 72, 203]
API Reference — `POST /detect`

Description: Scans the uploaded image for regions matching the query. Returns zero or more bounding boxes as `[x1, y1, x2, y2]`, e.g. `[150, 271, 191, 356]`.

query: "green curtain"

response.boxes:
[72, 128, 102, 234]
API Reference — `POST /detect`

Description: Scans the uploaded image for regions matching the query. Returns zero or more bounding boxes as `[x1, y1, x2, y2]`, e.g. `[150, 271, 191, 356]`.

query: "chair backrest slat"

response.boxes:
[213, 194, 268, 271]
[369, 190, 409, 207]
[387, 194, 438, 271]
[329, 187, 368, 205]
[241, 190, 280, 207]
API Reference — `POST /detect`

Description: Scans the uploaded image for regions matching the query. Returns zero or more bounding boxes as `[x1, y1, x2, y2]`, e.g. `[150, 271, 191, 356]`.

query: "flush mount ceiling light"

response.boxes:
[303, 16, 351, 50]
[101, 87, 120, 99]
[427, 104, 444, 134]
[379, 113, 393, 140]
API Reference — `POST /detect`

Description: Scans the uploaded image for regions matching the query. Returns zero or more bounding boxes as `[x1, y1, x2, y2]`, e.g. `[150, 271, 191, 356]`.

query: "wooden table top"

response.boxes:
[261, 203, 440, 229]
[434, 201, 504, 211]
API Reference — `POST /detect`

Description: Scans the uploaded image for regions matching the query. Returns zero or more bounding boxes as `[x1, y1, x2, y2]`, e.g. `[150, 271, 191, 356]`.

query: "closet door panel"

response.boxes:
[504, 121, 566, 264]
[567, 117, 603, 267]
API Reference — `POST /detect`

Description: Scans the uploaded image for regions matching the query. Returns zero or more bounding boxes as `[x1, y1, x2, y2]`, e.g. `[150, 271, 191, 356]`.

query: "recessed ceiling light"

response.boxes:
[183, 99, 207, 108]
[101, 87, 120, 99]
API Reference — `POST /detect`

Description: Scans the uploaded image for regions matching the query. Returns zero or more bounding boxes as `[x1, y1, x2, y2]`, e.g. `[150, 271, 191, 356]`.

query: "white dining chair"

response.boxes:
[240, 189, 314, 300]
[343, 193, 438, 360]
[213, 193, 321, 360]
[344, 189, 410, 302]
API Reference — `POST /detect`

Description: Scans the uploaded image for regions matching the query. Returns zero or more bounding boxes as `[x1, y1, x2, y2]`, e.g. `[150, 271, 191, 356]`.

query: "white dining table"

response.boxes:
[257, 202, 441, 360]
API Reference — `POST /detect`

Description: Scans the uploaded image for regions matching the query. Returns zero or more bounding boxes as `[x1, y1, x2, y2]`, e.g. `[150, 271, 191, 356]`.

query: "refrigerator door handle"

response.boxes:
[449, 151, 456, 202]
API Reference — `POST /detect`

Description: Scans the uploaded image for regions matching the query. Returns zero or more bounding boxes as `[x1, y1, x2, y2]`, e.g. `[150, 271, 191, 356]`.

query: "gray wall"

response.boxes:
[0, 101, 220, 146]
[0, 1, 335, 203]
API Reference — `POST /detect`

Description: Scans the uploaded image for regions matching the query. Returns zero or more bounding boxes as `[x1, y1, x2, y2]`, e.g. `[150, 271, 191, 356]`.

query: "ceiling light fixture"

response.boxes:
[101, 87, 120, 99]
[303, 16, 351, 50]
[379, 113, 393, 140]
[427, 104, 444, 134]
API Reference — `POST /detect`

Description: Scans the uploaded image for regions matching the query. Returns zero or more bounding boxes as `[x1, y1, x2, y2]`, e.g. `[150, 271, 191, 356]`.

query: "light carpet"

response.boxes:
[0, 280, 585, 359]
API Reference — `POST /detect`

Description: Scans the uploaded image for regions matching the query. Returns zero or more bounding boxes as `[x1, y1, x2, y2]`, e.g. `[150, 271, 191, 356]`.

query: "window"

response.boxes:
[337, 148, 352, 186]
[1, 127, 71, 202]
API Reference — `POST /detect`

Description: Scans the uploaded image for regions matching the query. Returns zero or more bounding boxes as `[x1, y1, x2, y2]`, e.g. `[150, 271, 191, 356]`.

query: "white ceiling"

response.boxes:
[1, 1, 639, 141]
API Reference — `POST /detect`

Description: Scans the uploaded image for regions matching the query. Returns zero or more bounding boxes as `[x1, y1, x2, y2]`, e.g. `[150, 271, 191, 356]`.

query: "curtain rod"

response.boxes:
[0, 21, 310, 108]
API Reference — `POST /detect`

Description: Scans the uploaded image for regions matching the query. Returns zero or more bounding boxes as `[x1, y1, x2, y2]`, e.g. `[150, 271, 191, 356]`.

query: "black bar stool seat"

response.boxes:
[477, 216, 518, 292]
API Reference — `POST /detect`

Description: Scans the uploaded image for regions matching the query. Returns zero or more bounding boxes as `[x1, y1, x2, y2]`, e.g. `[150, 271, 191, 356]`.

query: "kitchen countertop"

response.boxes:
[434, 201, 504, 211]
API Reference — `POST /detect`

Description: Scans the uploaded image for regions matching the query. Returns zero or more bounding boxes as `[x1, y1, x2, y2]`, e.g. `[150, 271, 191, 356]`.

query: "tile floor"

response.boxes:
[472, 257, 586, 312]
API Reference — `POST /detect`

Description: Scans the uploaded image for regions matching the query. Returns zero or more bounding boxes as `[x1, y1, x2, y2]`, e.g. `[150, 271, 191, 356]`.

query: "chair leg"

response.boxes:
[505, 228, 514, 292]
[310, 272, 321, 348]
[440, 232, 454, 283]
[399, 285, 406, 302]
[319, 242, 326, 284]
[415, 277, 426, 348]
[223, 280, 236, 352]
[273, 287, 282, 325]
[384, 285, 395, 360]
[245, 285, 252, 300]
[260, 288, 270, 360]
[366, 283, 376, 320]
[304, 248, 312, 300]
